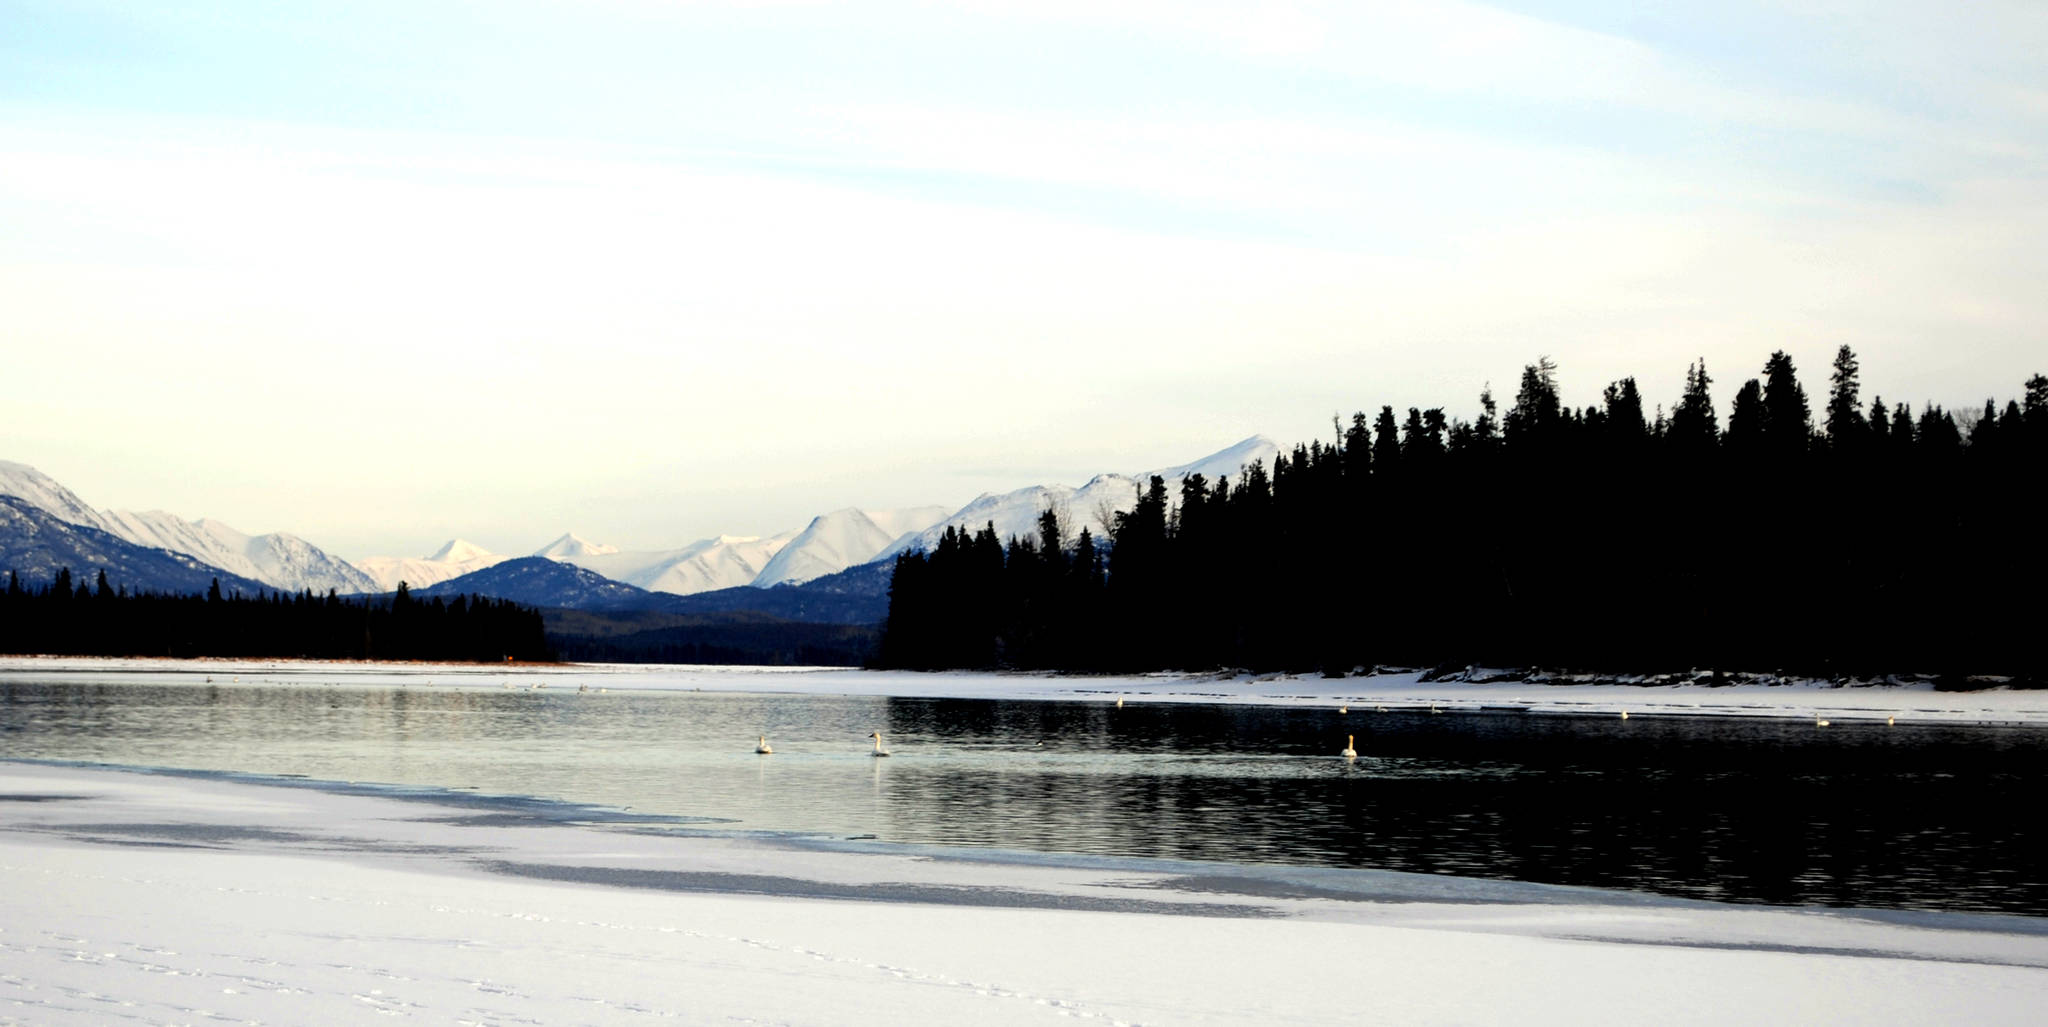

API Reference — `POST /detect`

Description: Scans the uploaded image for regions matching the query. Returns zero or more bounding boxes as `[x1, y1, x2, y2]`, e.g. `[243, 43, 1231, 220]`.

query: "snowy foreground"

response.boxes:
[6, 658, 2048, 1024]
[4, 762, 2047, 1026]
[7, 655, 2048, 726]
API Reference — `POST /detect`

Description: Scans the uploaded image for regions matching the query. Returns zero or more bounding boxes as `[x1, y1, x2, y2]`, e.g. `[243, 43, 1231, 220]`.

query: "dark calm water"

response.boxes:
[4, 675, 2045, 915]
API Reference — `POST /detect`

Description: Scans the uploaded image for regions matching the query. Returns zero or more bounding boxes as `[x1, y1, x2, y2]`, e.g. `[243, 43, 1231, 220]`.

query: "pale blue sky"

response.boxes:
[5, 1, 2044, 558]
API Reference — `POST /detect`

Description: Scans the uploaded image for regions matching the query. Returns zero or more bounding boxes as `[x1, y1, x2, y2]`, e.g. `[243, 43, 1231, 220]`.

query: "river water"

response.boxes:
[4, 671, 2044, 915]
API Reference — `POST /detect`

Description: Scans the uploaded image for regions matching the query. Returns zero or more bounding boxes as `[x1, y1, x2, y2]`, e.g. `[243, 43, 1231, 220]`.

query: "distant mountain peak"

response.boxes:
[533, 532, 619, 559]
[353, 538, 512, 593]
[1143, 435, 1279, 483]
[752, 505, 949, 589]
[427, 538, 498, 563]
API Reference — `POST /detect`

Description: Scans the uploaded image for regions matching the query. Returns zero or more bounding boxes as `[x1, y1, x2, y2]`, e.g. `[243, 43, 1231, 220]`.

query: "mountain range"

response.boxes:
[0, 436, 1279, 620]
[0, 495, 271, 598]
[354, 538, 509, 592]
[877, 435, 1278, 560]
[0, 461, 373, 595]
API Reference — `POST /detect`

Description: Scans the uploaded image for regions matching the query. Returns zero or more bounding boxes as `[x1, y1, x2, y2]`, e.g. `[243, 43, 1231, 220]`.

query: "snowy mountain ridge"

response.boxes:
[878, 435, 1280, 561]
[751, 506, 951, 589]
[0, 461, 376, 595]
[356, 540, 511, 592]
[532, 533, 618, 559]
[0, 496, 274, 598]
[7, 436, 1279, 603]
[0, 461, 118, 534]
[98, 509, 379, 596]
[362, 437, 1276, 598]
[550, 532, 799, 596]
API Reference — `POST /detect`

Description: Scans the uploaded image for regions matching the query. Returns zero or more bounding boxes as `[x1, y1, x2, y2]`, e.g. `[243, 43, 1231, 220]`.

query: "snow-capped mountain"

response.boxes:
[1149, 435, 1283, 485]
[99, 509, 377, 596]
[0, 461, 120, 534]
[7, 436, 1282, 608]
[354, 539, 509, 592]
[0, 496, 272, 597]
[879, 436, 1279, 559]
[1, 460, 373, 595]
[531, 533, 618, 559]
[752, 506, 950, 588]
[523, 438, 1273, 596]
[553, 533, 798, 596]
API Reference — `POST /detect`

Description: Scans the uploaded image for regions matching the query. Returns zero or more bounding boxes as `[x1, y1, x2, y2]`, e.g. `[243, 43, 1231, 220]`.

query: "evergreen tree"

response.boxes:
[1760, 350, 1812, 453]
[1602, 378, 1647, 441]
[1725, 379, 1766, 453]
[1669, 360, 1719, 450]
[1371, 406, 1401, 472]
[1505, 357, 1562, 440]
[1472, 386, 1501, 449]
[1825, 345, 1866, 446]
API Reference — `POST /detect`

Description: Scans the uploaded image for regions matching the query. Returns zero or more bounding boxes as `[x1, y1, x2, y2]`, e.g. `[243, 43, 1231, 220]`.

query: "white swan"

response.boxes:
[756, 735, 773, 755]
[1620, 709, 1629, 720]
[1816, 717, 1831, 727]
[1115, 696, 1125, 709]
[1341, 734, 1357, 759]
[1886, 715, 1895, 727]
[869, 731, 891, 757]
[1338, 704, 1349, 714]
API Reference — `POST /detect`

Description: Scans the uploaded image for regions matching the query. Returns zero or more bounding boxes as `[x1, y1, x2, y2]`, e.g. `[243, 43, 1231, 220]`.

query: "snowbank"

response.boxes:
[2, 762, 2044, 1025]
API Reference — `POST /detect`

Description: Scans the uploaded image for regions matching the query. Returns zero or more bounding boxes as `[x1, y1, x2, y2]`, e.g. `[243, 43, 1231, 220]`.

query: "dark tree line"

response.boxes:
[0, 572, 552, 662]
[879, 348, 2046, 679]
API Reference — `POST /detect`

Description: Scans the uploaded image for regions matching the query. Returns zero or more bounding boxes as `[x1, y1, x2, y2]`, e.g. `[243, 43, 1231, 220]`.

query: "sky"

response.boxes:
[4, 1, 2044, 560]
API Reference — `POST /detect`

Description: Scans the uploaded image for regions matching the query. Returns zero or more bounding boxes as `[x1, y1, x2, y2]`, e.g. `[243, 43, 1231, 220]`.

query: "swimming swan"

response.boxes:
[1341, 735, 1357, 759]
[756, 735, 773, 754]
[869, 731, 891, 757]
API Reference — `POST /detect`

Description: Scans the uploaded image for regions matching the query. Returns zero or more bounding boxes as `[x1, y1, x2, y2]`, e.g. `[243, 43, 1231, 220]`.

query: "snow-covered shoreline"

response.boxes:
[4, 760, 2045, 1025]
[6, 655, 2048, 727]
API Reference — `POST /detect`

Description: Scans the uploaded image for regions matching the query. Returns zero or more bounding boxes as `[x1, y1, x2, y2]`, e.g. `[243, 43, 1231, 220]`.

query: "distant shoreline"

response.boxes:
[6, 656, 2048, 727]
[0, 651, 2031, 688]
[0, 652, 571, 669]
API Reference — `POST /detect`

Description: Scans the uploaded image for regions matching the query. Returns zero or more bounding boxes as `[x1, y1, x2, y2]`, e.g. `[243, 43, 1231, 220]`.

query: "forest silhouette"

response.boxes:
[880, 348, 2045, 679]
[0, 574, 552, 663]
